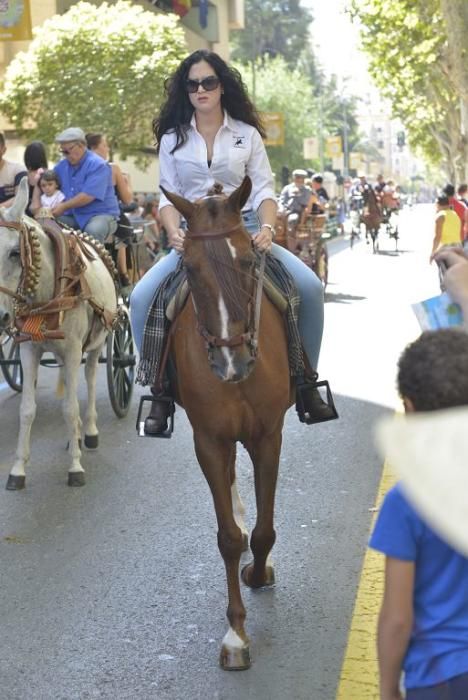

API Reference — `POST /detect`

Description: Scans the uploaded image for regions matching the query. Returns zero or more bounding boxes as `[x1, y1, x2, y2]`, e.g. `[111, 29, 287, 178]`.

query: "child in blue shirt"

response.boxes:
[370, 329, 468, 700]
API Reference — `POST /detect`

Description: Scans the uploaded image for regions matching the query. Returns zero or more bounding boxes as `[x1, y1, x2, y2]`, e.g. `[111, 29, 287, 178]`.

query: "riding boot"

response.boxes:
[144, 387, 172, 435]
[296, 373, 338, 425]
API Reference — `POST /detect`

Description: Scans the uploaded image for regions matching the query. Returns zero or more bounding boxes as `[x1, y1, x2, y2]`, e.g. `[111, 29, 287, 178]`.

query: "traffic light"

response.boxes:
[397, 131, 405, 148]
[281, 166, 290, 187]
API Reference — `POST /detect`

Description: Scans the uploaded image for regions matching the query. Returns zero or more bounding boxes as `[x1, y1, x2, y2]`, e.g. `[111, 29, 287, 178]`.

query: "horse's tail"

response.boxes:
[56, 366, 65, 399]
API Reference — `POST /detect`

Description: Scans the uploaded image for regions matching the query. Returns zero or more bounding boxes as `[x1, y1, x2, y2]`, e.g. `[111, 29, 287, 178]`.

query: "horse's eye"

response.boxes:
[9, 247, 20, 261]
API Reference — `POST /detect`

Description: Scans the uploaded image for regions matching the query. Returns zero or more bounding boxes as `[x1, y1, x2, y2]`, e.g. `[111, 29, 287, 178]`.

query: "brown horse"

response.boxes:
[161, 176, 294, 670]
[362, 186, 383, 253]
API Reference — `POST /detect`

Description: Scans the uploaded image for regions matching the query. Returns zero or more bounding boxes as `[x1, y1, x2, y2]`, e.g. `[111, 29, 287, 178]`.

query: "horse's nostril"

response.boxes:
[1, 312, 10, 326]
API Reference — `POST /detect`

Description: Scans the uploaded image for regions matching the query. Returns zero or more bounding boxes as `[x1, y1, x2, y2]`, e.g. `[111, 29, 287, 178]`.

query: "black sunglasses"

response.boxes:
[185, 76, 221, 94]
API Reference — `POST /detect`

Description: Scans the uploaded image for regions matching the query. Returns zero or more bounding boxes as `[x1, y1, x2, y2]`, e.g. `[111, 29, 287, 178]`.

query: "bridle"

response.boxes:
[185, 221, 266, 358]
[0, 220, 42, 308]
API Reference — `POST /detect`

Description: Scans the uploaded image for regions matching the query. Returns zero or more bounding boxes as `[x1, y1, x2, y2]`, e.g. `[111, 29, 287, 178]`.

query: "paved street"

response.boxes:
[0, 205, 440, 700]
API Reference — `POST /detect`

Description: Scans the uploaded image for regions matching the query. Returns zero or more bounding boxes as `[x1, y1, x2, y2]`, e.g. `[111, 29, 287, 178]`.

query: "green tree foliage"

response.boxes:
[235, 57, 361, 179]
[349, 0, 467, 181]
[235, 57, 317, 178]
[0, 1, 186, 159]
[231, 0, 313, 69]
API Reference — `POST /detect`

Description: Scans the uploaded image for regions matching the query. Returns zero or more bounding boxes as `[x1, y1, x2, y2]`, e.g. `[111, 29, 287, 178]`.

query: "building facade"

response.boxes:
[0, 0, 244, 191]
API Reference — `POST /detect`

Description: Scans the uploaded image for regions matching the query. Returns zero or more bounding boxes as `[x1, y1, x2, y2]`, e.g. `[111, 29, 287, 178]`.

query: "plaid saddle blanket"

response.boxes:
[136, 252, 304, 387]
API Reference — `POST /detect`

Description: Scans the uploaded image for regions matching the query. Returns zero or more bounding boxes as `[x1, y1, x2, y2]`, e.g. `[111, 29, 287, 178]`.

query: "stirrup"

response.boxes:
[296, 379, 338, 425]
[136, 395, 175, 438]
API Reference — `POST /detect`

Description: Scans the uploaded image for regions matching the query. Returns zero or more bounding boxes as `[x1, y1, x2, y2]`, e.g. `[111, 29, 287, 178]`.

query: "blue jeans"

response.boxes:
[406, 672, 468, 699]
[57, 214, 118, 243]
[130, 210, 324, 369]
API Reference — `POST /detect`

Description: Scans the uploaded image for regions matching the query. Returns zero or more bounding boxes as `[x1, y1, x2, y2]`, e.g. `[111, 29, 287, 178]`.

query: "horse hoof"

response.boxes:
[241, 562, 275, 589]
[5, 475, 25, 491]
[219, 644, 251, 671]
[68, 472, 86, 487]
[84, 434, 99, 449]
[242, 533, 249, 552]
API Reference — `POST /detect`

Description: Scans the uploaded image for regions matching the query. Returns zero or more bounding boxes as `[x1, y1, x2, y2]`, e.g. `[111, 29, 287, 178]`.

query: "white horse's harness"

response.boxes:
[0, 218, 118, 344]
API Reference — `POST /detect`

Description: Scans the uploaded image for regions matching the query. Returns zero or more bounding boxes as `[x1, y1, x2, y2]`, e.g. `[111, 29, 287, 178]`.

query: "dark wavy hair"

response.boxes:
[397, 329, 468, 411]
[153, 50, 265, 153]
[24, 141, 48, 171]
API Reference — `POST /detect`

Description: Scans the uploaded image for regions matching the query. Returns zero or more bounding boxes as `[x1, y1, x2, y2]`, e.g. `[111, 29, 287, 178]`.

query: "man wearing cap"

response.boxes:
[278, 169, 312, 236]
[40, 127, 119, 242]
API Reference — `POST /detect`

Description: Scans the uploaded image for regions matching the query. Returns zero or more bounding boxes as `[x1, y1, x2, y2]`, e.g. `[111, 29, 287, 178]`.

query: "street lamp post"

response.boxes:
[342, 100, 349, 178]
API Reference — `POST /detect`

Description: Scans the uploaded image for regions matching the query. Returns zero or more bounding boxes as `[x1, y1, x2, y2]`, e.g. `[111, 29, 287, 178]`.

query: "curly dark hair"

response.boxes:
[397, 329, 468, 411]
[153, 50, 265, 153]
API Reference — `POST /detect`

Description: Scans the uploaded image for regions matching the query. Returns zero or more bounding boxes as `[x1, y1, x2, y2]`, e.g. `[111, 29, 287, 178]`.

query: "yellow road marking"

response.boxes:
[336, 462, 397, 699]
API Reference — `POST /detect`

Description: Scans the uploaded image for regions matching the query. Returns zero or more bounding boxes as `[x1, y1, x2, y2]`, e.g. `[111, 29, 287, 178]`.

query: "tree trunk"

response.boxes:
[440, 0, 468, 180]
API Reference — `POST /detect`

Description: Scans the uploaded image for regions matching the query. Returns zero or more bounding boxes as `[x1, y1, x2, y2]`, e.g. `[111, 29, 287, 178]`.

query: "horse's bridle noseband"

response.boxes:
[185, 221, 266, 356]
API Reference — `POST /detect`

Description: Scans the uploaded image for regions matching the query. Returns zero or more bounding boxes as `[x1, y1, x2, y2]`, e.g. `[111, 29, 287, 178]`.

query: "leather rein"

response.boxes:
[185, 222, 266, 356]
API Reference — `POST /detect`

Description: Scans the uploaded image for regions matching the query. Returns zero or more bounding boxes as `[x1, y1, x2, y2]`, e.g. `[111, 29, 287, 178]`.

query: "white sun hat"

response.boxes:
[375, 406, 468, 556]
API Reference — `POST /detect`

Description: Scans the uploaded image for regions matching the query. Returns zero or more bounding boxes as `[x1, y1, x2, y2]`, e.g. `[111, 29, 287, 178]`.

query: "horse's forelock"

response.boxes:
[203, 238, 251, 323]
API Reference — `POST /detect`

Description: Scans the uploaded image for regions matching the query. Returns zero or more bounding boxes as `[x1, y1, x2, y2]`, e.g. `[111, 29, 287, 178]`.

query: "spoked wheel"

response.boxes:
[0, 333, 23, 392]
[106, 306, 135, 417]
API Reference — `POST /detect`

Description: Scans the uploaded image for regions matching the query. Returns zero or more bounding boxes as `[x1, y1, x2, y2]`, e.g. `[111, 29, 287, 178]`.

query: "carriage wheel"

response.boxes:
[0, 334, 23, 392]
[106, 306, 135, 418]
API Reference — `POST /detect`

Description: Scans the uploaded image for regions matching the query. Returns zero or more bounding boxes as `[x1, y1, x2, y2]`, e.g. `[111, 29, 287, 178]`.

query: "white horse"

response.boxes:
[0, 178, 118, 489]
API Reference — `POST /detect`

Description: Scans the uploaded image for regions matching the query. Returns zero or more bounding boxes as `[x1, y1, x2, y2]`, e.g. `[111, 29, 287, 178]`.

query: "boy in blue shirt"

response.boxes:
[370, 329, 468, 700]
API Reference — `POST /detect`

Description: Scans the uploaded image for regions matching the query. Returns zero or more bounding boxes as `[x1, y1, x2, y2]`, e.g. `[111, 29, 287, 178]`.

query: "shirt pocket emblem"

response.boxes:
[232, 135, 245, 148]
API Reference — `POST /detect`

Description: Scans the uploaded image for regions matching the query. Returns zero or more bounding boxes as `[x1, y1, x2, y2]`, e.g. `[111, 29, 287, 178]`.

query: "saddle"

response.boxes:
[14, 218, 117, 345]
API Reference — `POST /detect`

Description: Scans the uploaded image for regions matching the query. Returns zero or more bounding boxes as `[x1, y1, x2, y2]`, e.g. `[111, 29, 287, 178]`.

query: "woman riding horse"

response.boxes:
[130, 50, 336, 433]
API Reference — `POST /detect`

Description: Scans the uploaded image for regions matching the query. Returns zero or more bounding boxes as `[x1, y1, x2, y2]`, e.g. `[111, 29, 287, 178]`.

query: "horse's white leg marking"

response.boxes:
[10, 345, 40, 478]
[231, 478, 248, 539]
[218, 295, 235, 379]
[226, 240, 237, 259]
[222, 627, 247, 650]
[62, 344, 84, 474]
[84, 348, 101, 438]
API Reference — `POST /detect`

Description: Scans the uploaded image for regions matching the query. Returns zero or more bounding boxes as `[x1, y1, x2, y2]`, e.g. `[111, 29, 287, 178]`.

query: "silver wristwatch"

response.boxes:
[260, 223, 276, 238]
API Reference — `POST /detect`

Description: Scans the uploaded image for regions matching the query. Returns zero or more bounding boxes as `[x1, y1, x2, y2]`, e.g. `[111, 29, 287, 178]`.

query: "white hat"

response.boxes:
[376, 407, 468, 556]
[55, 127, 86, 143]
[292, 169, 307, 177]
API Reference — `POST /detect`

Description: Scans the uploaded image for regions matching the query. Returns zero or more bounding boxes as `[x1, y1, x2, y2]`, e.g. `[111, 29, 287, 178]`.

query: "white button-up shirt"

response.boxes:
[158, 111, 276, 213]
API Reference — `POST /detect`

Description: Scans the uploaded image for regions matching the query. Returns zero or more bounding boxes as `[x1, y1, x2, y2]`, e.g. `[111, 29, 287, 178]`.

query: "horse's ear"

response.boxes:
[160, 186, 195, 222]
[227, 176, 252, 213]
[3, 177, 29, 222]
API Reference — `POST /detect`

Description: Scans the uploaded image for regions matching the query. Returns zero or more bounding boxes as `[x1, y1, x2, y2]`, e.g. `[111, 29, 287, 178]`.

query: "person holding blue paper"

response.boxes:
[435, 248, 468, 330]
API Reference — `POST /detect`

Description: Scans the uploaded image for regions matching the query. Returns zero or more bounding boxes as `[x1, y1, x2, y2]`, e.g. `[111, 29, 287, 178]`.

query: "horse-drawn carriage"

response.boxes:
[275, 211, 329, 287]
[0, 178, 155, 488]
[349, 187, 399, 253]
[0, 222, 145, 418]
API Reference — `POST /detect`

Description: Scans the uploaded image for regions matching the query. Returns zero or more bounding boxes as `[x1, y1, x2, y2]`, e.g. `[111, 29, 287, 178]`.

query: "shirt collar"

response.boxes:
[189, 110, 235, 132]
